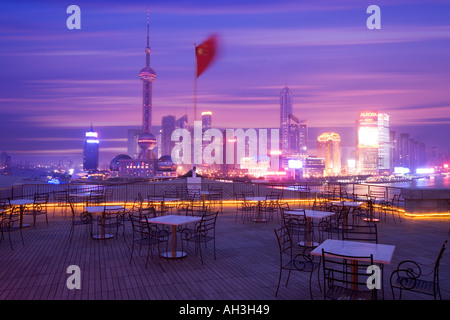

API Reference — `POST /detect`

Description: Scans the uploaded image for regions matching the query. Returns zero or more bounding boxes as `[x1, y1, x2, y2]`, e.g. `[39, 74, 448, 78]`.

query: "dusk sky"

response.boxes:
[1, 0, 449, 167]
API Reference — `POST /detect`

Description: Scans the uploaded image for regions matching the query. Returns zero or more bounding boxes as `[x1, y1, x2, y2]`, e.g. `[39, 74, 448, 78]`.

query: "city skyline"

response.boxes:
[1, 0, 449, 165]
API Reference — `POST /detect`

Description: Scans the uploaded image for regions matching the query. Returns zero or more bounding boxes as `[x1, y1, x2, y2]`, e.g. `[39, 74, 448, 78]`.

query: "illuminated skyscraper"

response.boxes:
[288, 114, 308, 157]
[377, 113, 391, 172]
[317, 132, 341, 176]
[202, 111, 212, 130]
[356, 111, 379, 175]
[83, 125, 99, 172]
[280, 86, 293, 157]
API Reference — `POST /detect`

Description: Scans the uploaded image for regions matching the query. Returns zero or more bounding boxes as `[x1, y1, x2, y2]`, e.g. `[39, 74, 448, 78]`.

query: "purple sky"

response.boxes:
[0, 0, 449, 166]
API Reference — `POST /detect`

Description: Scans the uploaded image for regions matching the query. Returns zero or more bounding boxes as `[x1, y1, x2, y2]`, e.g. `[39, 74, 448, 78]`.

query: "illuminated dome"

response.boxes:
[138, 132, 157, 150]
[139, 67, 156, 82]
[110, 154, 132, 171]
[157, 155, 177, 172]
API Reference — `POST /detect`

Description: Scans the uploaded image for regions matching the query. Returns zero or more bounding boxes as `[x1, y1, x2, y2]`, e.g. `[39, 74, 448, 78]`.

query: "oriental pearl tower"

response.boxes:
[137, 11, 157, 160]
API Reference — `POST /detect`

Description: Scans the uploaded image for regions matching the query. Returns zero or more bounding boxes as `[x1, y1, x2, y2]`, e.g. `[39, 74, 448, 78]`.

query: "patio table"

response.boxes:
[146, 215, 202, 259]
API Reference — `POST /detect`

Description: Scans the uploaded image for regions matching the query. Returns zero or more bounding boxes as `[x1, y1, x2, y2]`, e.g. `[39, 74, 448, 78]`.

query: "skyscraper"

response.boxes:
[161, 115, 176, 157]
[288, 114, 308, 157]
[83, 125, 99, 172]
[377, 113, 390, 172]
[280, 86, 293, 157]
[356, 111, 379, 175]
[317, 132, 341, 176]
[127, 129, 141, 159]
[137, 11, 157, 160]
[202, 111, 212, 130]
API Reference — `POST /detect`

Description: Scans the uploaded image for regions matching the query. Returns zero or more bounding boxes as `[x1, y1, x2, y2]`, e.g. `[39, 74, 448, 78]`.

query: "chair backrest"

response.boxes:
[274, 226, 293, 257]
[129, 212, 149, 236]
[104, 187, 114, 199]
[342, 223, 378, 243]
[282, 210, 306, 230]
[321, 249, 376, 300]
[197, 211, 219, 235]
[139, 206, 157, 219]
[278, 202, 290, 212]
[34, 193, 49, 204]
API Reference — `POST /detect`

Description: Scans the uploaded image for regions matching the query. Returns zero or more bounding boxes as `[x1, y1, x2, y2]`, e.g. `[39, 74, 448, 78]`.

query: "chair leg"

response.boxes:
[275, 269, 283, 296]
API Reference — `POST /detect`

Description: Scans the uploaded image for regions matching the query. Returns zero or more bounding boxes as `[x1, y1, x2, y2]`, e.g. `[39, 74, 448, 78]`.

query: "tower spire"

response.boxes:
[146, 8, 150, 67]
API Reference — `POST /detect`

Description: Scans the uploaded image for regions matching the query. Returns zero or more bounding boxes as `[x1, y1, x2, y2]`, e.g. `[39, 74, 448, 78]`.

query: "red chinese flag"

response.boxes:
[196, 35, 218, 77]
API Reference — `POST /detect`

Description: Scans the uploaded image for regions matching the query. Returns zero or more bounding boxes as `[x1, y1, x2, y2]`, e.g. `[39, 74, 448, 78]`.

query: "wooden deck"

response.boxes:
[0, 202, 449, 302]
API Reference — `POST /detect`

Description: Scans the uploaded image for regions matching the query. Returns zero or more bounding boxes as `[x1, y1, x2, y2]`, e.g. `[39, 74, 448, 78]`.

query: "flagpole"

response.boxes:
[194, 42, 197, 123]
[193, 43, 197, 171]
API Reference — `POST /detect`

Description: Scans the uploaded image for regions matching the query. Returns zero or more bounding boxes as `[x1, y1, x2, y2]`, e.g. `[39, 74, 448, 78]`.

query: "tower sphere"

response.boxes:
[139, 66, 156, 82]
[138, 132, 157, 150]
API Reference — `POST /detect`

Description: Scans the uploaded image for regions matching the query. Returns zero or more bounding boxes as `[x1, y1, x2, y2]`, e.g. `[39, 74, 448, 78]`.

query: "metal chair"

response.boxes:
[128, 212, 170, 268]
[0, 210, 25, 250]
[234, 194, 255, 223]
[390, 240, 447, 300]
[180, 211, 219, 265]
[342, 223, 378, 243]
[321, 249, 378, 300]
[68, 198, 93, 242]
[27, 193, 50, 227]
[274, 226, 320, 299]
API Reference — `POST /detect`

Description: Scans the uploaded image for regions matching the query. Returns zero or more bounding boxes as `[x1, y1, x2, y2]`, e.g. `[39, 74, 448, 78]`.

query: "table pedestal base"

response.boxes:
[92, 234, 115, 240]
[298, 241, 319, 248]
[363, 218, 379, 222]
[252, 218, 267, 223]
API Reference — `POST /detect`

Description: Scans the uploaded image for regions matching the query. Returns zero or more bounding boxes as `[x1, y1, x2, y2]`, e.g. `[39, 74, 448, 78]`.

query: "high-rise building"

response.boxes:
[317, 132, 341, 176]
[160, 115, 176, 157]
[0, 151, 11, 175]
[280, 86, 308, 169]
[202, 111, 212, 131]
[389, 130, 397, 170]
[356, 111, 379, 175]
[83, 125, 99, 172]
[397, 133, 410, 168]
[377, 113, 390, 172]
[175, 114, 189, 129]
[280, 86, 293, 157]
[288, 114, 308, 157]
[127, 129, 141, 159]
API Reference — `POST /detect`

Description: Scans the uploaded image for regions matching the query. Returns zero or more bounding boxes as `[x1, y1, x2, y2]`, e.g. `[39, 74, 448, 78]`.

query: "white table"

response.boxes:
[311, 239, 395, 290]
[146, 215, 202, 259]
[10, 199, 34, 228]
[246, 196, 267, 223]
[85, 205, 125, 240]
[284, 209, 335, 247]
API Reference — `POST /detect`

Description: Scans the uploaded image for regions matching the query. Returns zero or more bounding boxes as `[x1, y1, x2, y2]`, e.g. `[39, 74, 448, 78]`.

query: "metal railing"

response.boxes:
[0, 179, 405, 208]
